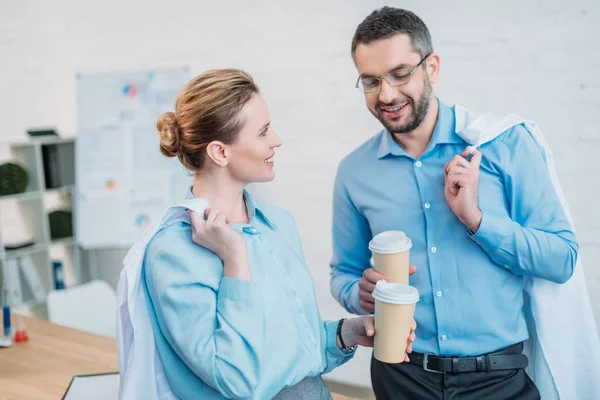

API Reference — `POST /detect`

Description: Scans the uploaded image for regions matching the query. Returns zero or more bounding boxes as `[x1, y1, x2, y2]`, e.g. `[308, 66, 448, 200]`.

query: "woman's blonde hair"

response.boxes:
[157, 68, 259, 171]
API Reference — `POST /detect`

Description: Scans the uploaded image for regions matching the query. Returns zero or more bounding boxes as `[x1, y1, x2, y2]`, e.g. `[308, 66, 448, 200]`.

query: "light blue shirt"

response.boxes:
[330, 99, 578, 357]
[143, 190, 353, 399]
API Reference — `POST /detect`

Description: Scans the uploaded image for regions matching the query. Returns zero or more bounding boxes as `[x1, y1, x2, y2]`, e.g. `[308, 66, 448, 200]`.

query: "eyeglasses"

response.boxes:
[355, 53, 431, 93]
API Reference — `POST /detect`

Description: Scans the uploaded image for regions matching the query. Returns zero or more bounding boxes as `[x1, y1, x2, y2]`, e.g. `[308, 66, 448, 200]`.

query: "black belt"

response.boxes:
[409, 342, 528, 374]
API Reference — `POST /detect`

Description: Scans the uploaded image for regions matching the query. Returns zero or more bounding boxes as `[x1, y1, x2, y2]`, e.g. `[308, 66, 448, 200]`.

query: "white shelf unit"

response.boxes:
[0, 137, 80, 310]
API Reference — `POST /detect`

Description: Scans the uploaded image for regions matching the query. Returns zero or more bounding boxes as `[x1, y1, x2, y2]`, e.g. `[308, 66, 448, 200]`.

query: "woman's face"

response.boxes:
[226, 94, 283, 184]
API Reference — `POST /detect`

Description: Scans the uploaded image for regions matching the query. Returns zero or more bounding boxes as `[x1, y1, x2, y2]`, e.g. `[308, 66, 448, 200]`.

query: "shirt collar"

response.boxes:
[186, 187, 277, 230]
[377, 98, 463, 159]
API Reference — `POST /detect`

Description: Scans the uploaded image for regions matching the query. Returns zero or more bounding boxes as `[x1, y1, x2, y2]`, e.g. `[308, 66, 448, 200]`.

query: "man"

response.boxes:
[329, 7, 582, 399]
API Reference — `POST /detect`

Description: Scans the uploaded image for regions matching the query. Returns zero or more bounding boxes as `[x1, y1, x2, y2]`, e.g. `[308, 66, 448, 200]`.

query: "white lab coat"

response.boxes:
[116, 199, 208, 399]
[454, 104, 600, 400]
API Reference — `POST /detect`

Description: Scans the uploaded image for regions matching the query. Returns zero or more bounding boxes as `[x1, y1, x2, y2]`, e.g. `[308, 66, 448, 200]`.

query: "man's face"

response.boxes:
[355, 34, 437, 134]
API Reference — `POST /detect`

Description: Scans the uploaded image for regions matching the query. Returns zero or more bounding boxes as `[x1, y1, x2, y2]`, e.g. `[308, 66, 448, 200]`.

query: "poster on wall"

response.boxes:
[76, 67, 192, 248]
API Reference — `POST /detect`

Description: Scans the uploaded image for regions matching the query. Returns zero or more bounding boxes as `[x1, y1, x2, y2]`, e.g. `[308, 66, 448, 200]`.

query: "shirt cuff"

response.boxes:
[468, 211, 513, 254]
[325, 320, 356, 359]
[348, 282, 368, 315]
[217, 277, 262, 302]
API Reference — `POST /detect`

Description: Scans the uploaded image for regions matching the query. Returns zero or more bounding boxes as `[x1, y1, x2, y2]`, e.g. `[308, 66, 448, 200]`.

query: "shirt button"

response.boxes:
[431, 247, 437, 253]
[441, 334, 448, 341]
[415, 161, 422, 167]
[424, 202, 431, 209]
[436, 291, 443, 297]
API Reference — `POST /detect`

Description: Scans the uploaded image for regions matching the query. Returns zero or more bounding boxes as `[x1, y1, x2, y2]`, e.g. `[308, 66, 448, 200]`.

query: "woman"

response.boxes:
[128, 69, 415, 399]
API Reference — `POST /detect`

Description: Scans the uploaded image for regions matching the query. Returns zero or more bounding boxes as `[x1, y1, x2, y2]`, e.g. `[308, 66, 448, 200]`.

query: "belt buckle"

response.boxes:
[422, 354, 443, 374]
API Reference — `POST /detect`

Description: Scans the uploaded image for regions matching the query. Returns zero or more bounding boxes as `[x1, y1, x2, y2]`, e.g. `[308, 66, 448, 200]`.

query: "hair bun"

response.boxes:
[157, 111, 182, 158]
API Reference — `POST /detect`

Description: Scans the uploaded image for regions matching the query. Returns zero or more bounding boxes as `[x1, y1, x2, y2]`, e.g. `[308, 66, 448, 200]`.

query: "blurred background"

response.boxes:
[0, 0, 598, 395]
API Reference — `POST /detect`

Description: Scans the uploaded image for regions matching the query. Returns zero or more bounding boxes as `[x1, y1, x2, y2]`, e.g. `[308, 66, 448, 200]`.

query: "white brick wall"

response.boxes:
[1, 0, 598, 388]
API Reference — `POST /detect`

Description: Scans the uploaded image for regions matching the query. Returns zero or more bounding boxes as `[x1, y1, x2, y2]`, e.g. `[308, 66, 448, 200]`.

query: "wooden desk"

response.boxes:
[0, 316, 355, 400]
[0, 315, 118, 399]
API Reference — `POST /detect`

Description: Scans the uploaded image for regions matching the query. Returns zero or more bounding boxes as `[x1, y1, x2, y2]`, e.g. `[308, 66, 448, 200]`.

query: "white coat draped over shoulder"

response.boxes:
[455, 104, 600, 400]
[116, 198, 209, 399]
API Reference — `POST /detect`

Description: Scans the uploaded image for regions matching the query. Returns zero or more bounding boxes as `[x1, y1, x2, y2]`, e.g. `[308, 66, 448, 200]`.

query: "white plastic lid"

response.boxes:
[369, 231, 412, 254]
[372, 281, 419, 305]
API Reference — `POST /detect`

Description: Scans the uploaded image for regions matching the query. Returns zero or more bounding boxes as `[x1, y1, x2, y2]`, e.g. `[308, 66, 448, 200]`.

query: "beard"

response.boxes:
[372, 74, 432, 134]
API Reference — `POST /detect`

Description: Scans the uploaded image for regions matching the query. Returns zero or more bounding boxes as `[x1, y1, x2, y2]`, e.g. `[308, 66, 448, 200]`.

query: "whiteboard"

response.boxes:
[75, 67, 192, 248]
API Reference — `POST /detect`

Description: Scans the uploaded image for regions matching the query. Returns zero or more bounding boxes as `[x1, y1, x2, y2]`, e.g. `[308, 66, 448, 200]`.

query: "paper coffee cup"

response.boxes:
[369, 231, 412, 284]
[373, 281, 419, 364]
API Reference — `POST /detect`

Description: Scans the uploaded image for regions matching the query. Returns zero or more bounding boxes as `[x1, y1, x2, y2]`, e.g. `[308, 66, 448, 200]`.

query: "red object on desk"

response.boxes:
[14, 316, 29, 343]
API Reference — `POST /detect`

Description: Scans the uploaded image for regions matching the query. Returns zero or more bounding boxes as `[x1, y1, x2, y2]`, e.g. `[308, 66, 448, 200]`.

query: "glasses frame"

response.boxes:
[355, 53, 432, 93]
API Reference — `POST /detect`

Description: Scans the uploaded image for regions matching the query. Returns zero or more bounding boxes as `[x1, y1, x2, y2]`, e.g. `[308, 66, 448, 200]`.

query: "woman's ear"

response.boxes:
[205, 141, 230, 167]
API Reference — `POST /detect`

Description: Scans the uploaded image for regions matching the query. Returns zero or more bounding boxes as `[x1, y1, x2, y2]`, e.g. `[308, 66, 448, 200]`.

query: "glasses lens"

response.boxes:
[358, 77, 380, 93]
[387, 72, 411, 87]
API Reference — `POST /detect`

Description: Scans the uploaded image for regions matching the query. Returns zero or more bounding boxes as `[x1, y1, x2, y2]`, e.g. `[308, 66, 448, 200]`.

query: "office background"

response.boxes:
[1, 0, 598, 389]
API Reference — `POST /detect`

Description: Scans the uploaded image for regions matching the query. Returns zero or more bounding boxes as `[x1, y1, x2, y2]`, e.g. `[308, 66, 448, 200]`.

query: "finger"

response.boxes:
[445, 162, 469, 177]
[189, 211, 205, 239]
[358, 279, 376, 293]
[446, 172, 461, 186]
[189, 211, 205, 228]
[408, 332, 416, 343]
[364, 268, 387, 284]
[411, 320, 417, 331]
[461, 145, 479, 158]
[470, 149, 482, 169]
[360, 300, 375, 313]
[364, 316, 375, 337]
[452, 155, 471, 169]
[409, 264, 417, 276]
[445, 179, 460, 196]
[204, 208, 211, 219]
[447, 172, 469, 187]
[405, 353, 410, 362]
[447, 164, 470, 176]
[445, 171, 469, 185]
[206, 209, 219, 225]
[358, 289, 375, 304]
[214, 212, 228, 226]
[407, 342, 413, 354]
[446, 187, 459, 198]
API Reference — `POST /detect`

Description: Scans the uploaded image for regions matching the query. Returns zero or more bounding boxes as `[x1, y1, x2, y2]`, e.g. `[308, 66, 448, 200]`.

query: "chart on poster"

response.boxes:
[76, 67, 192, 248]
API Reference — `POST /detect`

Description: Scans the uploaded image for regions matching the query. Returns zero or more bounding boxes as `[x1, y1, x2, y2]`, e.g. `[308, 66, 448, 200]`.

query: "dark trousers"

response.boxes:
[371, 355, 540, 400]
